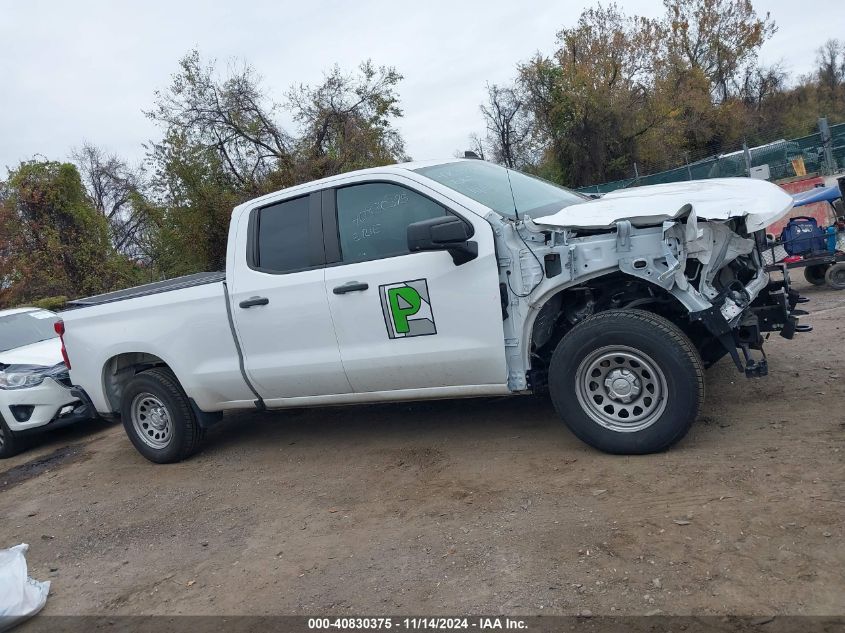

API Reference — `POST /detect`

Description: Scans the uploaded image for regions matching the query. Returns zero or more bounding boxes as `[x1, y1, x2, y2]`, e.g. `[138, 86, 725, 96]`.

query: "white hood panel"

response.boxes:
[0, 338, 62, 367]
[535, 178, 794, 233]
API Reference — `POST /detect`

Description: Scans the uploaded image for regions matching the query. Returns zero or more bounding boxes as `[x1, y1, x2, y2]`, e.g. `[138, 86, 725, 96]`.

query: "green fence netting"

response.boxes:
[576, 122, 845, 195]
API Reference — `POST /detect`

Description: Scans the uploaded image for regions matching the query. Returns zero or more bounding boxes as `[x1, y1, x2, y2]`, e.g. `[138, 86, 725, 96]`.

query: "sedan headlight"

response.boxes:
[0, 363, 68, 390]
[0, 372, 47, 389]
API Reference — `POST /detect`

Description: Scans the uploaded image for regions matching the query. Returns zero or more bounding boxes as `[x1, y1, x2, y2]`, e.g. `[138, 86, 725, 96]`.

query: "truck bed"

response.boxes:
[68, 272, 227, 308]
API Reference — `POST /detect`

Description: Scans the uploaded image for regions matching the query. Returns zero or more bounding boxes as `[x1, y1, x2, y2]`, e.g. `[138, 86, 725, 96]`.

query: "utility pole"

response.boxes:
[743, 139, 752, 177]
[818, 117, 835, 175]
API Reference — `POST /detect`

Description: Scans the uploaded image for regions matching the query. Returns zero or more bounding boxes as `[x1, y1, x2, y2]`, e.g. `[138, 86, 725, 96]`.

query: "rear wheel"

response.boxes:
[120, 368, 204, 463]
[0, 413, 21, 459]
[825, 262, 845, 290]
[804, 264, 829, 286]
[548, 309, 704, 454]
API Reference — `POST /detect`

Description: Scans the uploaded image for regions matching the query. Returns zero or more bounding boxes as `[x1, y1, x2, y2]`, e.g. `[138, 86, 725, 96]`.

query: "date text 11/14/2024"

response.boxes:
[308, 617, 528, 630]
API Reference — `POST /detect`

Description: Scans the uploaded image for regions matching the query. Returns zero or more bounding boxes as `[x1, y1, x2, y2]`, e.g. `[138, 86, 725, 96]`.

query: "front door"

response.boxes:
[322, 179, 507, 393]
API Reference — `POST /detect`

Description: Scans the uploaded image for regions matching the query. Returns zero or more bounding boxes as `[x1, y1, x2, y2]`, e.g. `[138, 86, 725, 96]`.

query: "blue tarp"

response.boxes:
[791, 185, 842, 207]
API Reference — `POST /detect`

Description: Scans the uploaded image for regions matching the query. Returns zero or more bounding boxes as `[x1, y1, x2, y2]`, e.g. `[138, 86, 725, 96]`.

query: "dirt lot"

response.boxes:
[1, 279, 843, 618]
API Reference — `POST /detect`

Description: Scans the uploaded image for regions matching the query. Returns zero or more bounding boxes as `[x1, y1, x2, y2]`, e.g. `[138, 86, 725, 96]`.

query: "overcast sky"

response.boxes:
[1, 0, 840, 172]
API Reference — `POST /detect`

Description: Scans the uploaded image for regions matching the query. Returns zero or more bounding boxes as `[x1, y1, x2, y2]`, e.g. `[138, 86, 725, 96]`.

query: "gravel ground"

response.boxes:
[1, 278, 843, 618]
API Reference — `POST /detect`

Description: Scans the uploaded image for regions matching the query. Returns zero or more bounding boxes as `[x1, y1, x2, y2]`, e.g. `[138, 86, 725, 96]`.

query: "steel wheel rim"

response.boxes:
[575, 345, 668, 433]
[131, 393, 173, 449]
[0, 422, 5, 450]
[831, 267, 845, 285]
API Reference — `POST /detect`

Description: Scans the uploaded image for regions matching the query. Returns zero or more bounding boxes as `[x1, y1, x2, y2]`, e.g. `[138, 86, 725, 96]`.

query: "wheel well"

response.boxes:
[529, 273, 719, 369]
[102, 353, 172, 414]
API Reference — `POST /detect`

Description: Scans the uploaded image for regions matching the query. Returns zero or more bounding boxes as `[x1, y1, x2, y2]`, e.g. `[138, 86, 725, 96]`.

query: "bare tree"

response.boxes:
[815, 39, 845, 94]
[147, 51, 407, 192]
[739, 63, 786, 110]
[467, 134, 487, 160]
[288, 61, 407, 180]
[478, 83, 533, 168]
[146, 50, 294, 192]
[73, 143, 150, 257]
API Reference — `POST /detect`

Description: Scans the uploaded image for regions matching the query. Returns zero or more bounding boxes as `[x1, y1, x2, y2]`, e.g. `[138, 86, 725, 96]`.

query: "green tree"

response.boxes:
[473, 0, 790, 188]
[813, 39, 845, 120]
[146, 131, 239, 274]
[288, 61, 407, 181]
[515, 4, 667, 185]
[664, 0, 776, 103]
[0, 160, 139, 307]
[145, 50, 408, 276]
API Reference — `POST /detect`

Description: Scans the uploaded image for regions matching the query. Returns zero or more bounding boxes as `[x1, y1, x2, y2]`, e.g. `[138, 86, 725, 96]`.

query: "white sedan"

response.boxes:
[0, 307, 93, 458]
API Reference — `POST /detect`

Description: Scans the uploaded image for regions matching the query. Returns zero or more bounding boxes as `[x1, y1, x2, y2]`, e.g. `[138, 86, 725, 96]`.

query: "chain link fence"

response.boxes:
[576, 120, 845, 195]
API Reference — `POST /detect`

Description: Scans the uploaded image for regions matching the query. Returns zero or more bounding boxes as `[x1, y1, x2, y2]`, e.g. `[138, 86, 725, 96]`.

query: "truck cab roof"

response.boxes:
[233, 159, 468, 215]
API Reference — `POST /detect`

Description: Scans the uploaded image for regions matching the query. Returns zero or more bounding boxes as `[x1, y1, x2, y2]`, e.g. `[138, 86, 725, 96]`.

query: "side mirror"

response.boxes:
[407, 216, 478, 265]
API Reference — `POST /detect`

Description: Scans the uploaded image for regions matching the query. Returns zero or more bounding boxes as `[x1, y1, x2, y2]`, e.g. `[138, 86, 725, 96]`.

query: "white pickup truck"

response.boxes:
[59, 159, 808, 463]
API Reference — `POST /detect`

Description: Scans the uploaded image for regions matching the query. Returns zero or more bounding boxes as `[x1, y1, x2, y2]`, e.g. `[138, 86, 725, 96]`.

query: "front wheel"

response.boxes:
[120, 368, 204, 463]
[548, 309, 704, 454]
[0, 414, 21, 459]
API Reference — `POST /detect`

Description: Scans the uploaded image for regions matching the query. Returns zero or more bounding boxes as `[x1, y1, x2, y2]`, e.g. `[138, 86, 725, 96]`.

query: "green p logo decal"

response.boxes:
[380, 279, 437, 339]
[387, 286, 422, 334]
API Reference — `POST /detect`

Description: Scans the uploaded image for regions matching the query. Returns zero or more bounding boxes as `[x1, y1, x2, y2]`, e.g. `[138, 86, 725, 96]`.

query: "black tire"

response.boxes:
[548, 309, 704, 455]
[0, 413, 21, 459]
[120, 367, 204, 463]
[825, 262, 845, 290]
[804, 264, 829, 286]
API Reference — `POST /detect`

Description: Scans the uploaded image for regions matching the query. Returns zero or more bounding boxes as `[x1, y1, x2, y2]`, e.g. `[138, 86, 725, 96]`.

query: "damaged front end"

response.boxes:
[523, 178, 811, 380]
[677, 219, 810, 377]
[619, 211, 810, 377]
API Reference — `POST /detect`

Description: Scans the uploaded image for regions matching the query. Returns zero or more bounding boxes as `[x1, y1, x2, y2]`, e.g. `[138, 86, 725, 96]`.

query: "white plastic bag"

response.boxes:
[0, 544, 50, 632]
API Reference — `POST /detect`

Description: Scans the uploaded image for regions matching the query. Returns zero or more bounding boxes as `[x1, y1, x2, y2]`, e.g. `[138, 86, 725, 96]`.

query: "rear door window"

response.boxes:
[255, 196, 313, 273]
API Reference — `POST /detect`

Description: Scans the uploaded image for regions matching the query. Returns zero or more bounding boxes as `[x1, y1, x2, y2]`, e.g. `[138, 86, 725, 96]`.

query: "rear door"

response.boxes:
[322, 177, 507, 393]
[229, 192, 352, 399]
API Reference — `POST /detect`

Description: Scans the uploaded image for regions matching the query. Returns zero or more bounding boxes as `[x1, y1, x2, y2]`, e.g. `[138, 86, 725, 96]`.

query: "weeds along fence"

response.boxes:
[576, 120, 845, 195]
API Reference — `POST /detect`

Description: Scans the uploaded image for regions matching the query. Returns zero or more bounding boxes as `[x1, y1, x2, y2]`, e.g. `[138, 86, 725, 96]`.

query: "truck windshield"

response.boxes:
[0, 311, 59, 352]
[415, 161, 586, 219]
